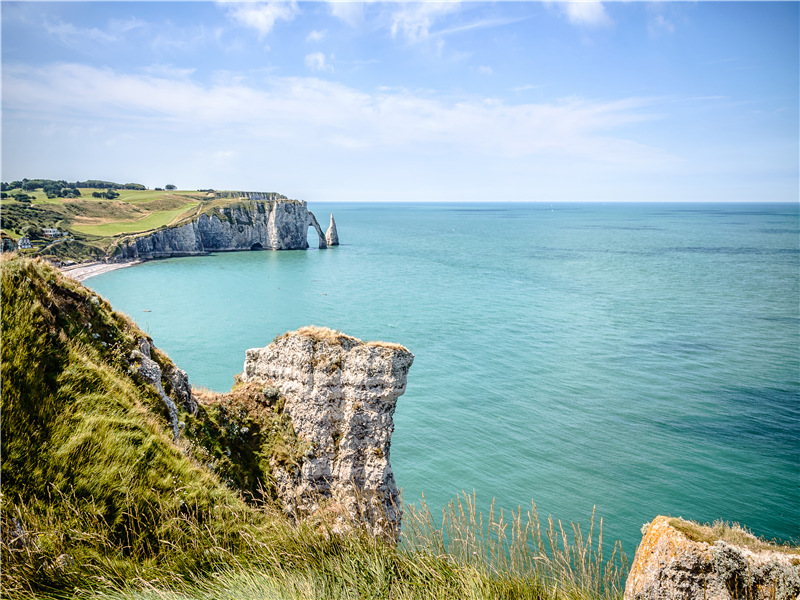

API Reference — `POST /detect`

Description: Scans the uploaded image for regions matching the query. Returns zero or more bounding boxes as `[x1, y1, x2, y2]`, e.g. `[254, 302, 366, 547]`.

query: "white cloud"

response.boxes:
[3, 62, 670, 168]
[390, 2, 461, 43]
[223, 1, 299, 37]
[328, 2, 364, 27]
[477, 66, 493, 75]
[306, 29, 327, 42]
[561, 1, 612, 28]
[305, 52, 333, 72]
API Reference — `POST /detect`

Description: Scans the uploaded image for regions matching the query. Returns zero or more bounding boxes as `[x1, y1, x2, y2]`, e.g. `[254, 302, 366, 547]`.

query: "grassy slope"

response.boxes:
[1, 189, 205, 239]
[70, 202, 199, 236]
[1, 256, 629, 600]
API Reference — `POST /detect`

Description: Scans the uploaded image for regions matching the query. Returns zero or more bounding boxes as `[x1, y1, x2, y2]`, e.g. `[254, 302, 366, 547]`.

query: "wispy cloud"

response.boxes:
[221, 1, 300, 37]
[328, 2, 365, 27]
[306, 29, 327, 42]
[390, 2, 461, 44]
[648, 14, 674, 37]
[42, 18, 118, 46]
[433, 15, 530, 38]
[3, 62, 670, 168]
[305, 52, 334, 73]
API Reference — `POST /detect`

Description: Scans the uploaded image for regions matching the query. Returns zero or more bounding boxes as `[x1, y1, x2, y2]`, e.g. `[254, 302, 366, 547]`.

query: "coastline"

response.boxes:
[61, 260, 143, 282]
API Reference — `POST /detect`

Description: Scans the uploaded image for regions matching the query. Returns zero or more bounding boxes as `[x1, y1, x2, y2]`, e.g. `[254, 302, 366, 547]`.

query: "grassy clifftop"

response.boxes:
[0, 256, 628, 600]
[0, 186, 294, 263]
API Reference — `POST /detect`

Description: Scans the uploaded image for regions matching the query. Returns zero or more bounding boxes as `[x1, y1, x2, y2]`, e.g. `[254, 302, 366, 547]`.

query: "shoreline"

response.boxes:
[61, 260, 143, 282]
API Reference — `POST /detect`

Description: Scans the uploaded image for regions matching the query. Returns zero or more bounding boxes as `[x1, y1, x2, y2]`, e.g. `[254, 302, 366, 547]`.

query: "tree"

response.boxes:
[165, 184, 177, 190]
[20, 223, 42, 239]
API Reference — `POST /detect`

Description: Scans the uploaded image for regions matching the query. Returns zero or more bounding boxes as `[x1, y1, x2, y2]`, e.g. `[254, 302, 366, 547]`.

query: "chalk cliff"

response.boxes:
[242, 326, 414, 540]
[625, 516, 800, 600]
[326, 214, 339, 246]
[119, 200, 331, 260]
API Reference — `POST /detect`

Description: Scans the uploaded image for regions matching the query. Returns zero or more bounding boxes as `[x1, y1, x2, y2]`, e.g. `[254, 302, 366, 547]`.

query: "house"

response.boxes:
[17, 237, 32, 249]
[42, 228, 63, 237]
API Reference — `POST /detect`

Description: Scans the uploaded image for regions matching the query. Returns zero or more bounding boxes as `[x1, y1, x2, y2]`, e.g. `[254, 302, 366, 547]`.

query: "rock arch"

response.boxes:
[307, 212, 327, 249]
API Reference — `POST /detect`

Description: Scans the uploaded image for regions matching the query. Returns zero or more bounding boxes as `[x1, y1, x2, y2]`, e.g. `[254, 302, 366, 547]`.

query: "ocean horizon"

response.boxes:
[86, 201, 800, 555]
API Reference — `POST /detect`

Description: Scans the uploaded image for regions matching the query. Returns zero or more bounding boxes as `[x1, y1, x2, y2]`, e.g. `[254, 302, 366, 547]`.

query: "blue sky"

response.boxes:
[2, 1, 797, 202]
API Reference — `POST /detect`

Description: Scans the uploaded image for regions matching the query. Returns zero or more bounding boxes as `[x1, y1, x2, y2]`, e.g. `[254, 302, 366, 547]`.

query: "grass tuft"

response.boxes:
[669, 518, 800, 554]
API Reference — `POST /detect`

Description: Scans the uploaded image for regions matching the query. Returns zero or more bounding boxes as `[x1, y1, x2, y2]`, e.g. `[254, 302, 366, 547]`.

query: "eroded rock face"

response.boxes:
[624, 516, 800, 600]
[129, 337, 197, 440]
[242, 326, 413, 540]
[121, 201, 334, 259]
[326, 214, 339, 246]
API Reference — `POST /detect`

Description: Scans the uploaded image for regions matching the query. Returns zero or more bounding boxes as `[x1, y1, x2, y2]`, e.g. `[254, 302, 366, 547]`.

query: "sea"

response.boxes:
[86, 202, 800, 555]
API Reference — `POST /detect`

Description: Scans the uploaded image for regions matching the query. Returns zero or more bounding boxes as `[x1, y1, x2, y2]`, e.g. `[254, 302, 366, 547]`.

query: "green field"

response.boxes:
[70, 201, 200, 235]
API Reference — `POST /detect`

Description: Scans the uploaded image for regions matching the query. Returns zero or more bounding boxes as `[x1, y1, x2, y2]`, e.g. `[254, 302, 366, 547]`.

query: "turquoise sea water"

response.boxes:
[86, 203, 800, 554]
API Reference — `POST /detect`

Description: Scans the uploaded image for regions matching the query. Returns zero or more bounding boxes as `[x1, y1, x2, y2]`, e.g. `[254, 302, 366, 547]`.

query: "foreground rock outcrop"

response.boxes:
[119, 200, 331, 260]
[625, 516, 800, 600]
[242, 326, 414, 540]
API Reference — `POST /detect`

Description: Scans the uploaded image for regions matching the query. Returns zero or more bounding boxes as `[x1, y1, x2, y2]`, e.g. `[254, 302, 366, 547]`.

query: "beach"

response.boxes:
[61, 260, 142, 282]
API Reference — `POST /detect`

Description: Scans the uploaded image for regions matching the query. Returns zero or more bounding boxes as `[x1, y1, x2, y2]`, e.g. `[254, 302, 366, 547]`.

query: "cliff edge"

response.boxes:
[625, 516, 800, 600]
[242, 326, 414, 540]
[118, 199, 331, 260]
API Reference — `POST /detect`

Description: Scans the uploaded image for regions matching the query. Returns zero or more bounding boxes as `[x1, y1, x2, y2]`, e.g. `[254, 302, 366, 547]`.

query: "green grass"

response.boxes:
[70, 202, 200, 236]
[668, 518, 800, 554]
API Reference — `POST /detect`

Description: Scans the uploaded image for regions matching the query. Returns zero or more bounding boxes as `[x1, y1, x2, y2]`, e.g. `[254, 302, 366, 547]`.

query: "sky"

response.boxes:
[1, 1, 798, 203]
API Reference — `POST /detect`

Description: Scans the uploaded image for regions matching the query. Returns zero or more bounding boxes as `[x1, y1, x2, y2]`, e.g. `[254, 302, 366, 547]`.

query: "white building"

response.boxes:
[42, 228, 63, 237]
[17, 237, 32, 249]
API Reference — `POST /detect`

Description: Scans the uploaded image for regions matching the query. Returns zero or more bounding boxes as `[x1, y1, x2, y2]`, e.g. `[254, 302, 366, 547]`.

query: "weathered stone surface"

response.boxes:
[164, 363, 197, 414]
[326, 214, 339, 246]
[308, 211, 327, 249]
[624, 516, 800, 600]
[120, 201, 335, 259]
[242, 326, 413, 540]
[129, 338, 197, 438]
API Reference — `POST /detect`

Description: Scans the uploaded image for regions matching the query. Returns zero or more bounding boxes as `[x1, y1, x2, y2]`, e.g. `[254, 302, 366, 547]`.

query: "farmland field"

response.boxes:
[70, 201, 199, 236]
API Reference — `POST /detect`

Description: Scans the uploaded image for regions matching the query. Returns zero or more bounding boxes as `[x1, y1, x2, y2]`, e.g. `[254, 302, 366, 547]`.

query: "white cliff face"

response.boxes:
[122, 201, 335, 259]
[326, 214, 339, 246]
[242, 326, 413, 540]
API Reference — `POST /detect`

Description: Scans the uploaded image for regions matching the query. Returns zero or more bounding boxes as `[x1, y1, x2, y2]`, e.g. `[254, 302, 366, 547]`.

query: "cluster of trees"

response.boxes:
[1, 178, 148, 195]
[73, 180, 146, 190]
[1, 192, 34, 203]
[91, 190, 120, 200]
